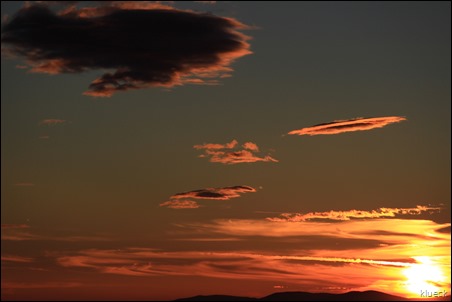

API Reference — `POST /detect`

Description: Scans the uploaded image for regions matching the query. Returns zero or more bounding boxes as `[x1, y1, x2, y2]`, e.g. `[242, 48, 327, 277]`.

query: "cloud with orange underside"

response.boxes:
[2, 2, 252, 97]
[194, 139, 278, 164]
[288, 116, 406, 136]
[160, 185, 256, 209]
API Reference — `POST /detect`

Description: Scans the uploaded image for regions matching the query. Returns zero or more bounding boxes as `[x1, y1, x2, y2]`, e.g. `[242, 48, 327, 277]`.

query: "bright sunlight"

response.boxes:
[403, 256, 449, 298]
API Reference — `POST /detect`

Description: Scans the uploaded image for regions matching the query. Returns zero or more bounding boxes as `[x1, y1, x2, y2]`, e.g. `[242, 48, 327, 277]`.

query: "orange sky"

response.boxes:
[1, 1, 450, 301]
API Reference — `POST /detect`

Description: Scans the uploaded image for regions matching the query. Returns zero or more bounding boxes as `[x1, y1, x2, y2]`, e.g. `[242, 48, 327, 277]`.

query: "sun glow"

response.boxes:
[403, 256, 448, 297]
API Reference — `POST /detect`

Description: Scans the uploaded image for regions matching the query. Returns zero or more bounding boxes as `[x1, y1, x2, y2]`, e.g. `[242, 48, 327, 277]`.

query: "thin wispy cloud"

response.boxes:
[12, 183, 35, 187]
[1, 230, 37, 241]
[163, 205, 448, 297]
[160, 185, 256, 209]
[288, 116, 406, 136]
[56, 248, 416, 278]
[172, 237, 242, 242]
[55, 223, 450, 297]
[194, 139, 238, 150]
[194, 139, 278, 164]
[159, 200, 200, 209]
[1, 2, 251, 97]
[1, 225, 111, 242]
[2, 204, 444, 298]
[194, 1, 217, 4]
[267, 205, 442, 222]
[1, 282, 82, 289]
[197, 217, 450, 243]
[1, 224, 30, 229]
[1, 255, 34, 263]
[38, 119, 66, 126]
[1, 226, 31, 241]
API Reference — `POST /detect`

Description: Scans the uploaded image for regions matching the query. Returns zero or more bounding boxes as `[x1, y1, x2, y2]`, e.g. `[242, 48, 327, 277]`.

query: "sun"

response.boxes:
[403, 256, 447, 297]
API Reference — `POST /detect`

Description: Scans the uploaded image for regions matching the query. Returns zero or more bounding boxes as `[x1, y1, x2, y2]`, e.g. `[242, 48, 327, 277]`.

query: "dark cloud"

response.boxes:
[171, 185, 256, 200]
[1, 2, 251, 96]
[288, 116, 406, 136]
[160, 185, 256, 209]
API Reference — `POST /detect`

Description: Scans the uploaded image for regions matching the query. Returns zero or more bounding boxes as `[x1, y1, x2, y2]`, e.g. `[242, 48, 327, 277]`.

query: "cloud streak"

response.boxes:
[2, 204, 447, 298]
[1, 225, 111, 242]
[1, 255, 34, 263]
[57, 248, 416, 278]
[1, 282, 82, 289]
[194, 140, 278, 164]
[266, 205, 442, 222]
[197, 217, 450, 243]
[39, 119, 66, 126]
[160, 185, 256, 209]
[55, 233, 450, 297]
[1, 224, 30, 229]
[193, 139, 238, 150]
[168, 205, 450, 297]
[288, 116, 406, 136]
[1, 2, 251, 96]
[13, 183, 35, 187]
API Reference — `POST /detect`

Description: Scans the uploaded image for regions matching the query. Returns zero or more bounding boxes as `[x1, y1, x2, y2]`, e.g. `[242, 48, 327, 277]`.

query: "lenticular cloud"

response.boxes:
[160, 185, 256, 209]
[288, 116, 406, 136]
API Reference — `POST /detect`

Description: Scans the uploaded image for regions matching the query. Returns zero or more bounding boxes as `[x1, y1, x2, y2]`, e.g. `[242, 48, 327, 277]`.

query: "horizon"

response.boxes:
[173, 289, 451, 301]
[1, 1, 451, 301]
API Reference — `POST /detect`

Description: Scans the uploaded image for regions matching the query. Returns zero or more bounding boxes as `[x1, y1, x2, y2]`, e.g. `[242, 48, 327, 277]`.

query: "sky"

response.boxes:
[1, 1, 451, 301]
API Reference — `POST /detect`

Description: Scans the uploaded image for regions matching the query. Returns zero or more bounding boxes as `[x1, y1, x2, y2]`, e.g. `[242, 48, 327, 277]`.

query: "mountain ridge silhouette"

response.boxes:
[174, 290, 451, 301]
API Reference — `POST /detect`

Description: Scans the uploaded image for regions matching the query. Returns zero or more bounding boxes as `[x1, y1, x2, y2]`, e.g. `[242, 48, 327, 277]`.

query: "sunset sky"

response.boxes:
[1, 1, 450, 301]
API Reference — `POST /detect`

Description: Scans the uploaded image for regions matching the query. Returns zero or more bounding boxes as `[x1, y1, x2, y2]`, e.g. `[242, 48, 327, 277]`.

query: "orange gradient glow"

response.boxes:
[179, 213, 451, 298]
[2, 206, 450, 300]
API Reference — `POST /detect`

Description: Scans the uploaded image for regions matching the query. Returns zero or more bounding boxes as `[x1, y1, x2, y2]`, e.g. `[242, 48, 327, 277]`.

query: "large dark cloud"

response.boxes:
[1, 2, 251, 96]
